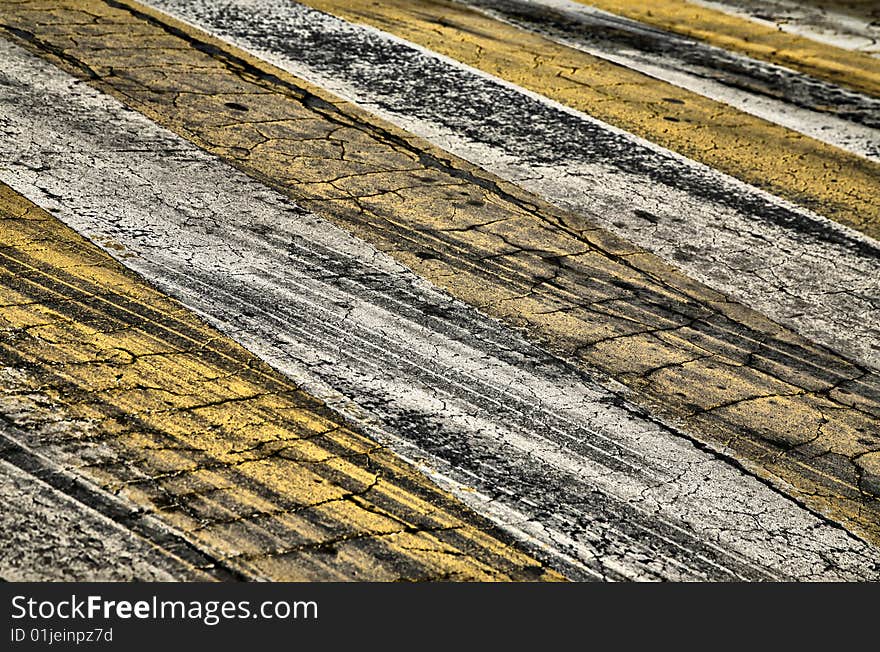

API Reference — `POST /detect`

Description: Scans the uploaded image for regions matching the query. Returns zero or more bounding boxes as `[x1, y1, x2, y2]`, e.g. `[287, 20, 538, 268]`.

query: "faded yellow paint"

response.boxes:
[3, 0, 880, 547]
[289, 0, 880, 240]
[0, 182, 560, 581]
[576, 0, 880, 97]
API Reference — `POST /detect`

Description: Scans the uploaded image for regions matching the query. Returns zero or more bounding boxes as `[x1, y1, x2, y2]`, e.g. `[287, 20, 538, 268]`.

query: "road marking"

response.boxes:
[211, 0, 880, 241]
[575, 0, 880, 95]
[694, 0, 880, 56]
[137, 0, 880, 374]
[3, 38, 880, 580]
[458, 0, 880, 161]
[0, 181, 559, 582]
[0, 455, 204, 580]
[4, 0, 879, 549]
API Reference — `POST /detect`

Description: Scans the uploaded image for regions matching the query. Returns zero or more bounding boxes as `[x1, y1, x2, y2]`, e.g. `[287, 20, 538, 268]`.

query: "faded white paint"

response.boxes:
[142, 0, 880, 371]
[1, 38, 879, 580]
[467, 0, 880, 160]
[695, 0, 880, 55]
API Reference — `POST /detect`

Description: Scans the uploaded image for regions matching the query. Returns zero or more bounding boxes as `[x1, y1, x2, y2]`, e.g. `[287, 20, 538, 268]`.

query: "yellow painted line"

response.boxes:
[0, 182, 561, 581]
[3, 0, 880, 547]
[286, 0, 880, 241]
[577, 0, 880, 98]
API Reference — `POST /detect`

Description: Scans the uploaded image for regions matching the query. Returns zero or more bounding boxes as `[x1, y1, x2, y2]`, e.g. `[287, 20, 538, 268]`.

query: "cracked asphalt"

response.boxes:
[140, 0, 880, 370]
[0, 0, 878, 581]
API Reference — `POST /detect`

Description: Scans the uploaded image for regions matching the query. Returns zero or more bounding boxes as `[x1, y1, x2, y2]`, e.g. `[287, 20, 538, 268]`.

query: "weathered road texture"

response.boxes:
[695, 0, 880, 55]
[0, 456, 204, 580]
[5, 1, 880, 239]
[0, 183, 559, 582]
[456, 0, 880, 159]
[6, 40, 880, 580]
[239, 0, 880, 241]
[574, 0, 880, 94]
[141, 0, 880, 373]
[2, 1, 880, 557]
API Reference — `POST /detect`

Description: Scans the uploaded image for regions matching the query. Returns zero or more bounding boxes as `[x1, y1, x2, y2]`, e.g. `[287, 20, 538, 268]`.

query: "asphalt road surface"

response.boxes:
[0, 0, 878, 581]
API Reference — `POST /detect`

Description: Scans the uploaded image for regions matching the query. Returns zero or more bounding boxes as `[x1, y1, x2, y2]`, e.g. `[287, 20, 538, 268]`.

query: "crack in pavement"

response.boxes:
[1, 38, 879, 579]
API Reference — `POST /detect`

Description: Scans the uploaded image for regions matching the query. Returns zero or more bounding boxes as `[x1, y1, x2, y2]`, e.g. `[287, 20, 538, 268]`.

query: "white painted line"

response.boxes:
[465, 0, 880, 160]
[142, 0, 880, 371]
[2, 37, 878, 580]
[695, 0, 880, 55]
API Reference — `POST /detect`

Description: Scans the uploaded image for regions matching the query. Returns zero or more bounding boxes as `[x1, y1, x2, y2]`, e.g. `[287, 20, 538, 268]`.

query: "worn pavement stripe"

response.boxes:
[0, 454, 206, 581]
[575, 0, 880, 96]
[0, 414, 246, 581]
[11, 0, 880, 239]
[0, 183, 558, 582]
[136, 0, 880, 376]
[693, 0, 880, 56]
[212, 0, 880, 240]
[4, 41, 880, 580]
[4, 0, 879, 549]
[456, 0, 880, 159]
